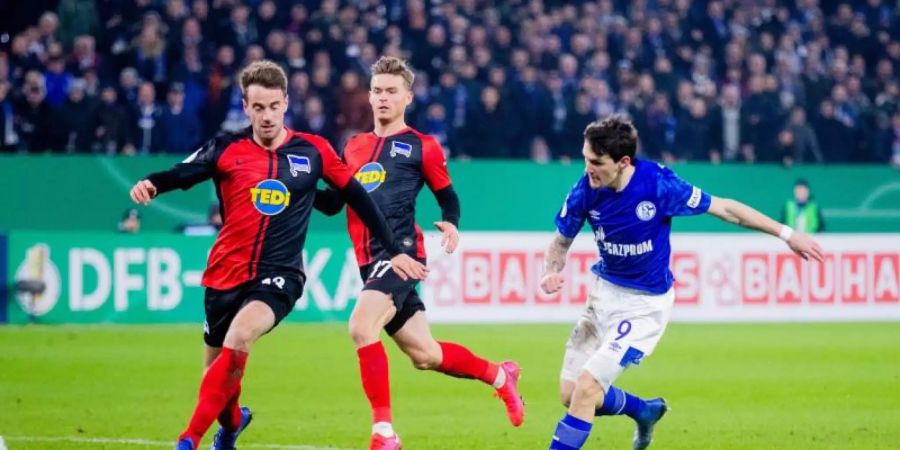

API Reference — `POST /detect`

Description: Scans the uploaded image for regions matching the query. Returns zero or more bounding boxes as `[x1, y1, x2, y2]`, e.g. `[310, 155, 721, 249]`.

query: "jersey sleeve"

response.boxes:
[307, 134, 354, 189]
[145, 136, 221, 194]
[339, 134, 359, 165]
[421, 136, 452, 191]
[554, 176, 590, 238]
[656, 164, 711, 217]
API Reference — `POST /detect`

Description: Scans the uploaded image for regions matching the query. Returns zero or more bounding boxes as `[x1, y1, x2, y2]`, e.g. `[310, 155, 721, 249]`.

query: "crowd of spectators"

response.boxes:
[0, 0, 897, 166]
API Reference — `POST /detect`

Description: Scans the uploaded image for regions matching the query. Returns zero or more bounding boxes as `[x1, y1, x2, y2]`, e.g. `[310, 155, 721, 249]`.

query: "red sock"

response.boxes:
[357, 341, 392, 423]
[437, 341, 499, 385]
[217, 384, 243, 431]
[179, 347, 248, 446]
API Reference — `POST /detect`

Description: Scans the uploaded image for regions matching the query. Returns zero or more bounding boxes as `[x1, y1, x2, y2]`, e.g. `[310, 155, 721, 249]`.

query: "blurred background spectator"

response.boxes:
[781, 178, 825, 233]
[0, 0, 895, 166]
[117, 207, 141, 234]
[178, 202, 223, 236]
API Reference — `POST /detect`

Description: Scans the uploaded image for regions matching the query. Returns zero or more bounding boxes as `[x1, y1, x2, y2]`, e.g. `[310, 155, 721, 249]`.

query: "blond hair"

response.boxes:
[370, 56, 415, 89]
[239, 60, 287, 96]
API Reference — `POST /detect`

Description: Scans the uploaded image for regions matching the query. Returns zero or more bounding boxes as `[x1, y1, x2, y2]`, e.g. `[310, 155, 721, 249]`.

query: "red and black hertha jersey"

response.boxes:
[342, 127, 451, 266]
[147, 127, 353, 290]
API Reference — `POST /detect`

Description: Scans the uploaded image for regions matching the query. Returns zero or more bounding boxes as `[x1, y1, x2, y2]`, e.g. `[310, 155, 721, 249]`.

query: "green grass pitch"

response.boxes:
[1, 323, 898, 449]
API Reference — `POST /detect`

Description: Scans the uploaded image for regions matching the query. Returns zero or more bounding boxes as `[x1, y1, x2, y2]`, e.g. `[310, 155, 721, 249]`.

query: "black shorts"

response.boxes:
[203, 273, 304, 347]
[359, 258, 426, 335]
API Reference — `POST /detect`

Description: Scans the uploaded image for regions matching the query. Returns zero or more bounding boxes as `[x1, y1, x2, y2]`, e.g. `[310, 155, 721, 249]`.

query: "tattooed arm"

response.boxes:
[541, 232, 575, 294]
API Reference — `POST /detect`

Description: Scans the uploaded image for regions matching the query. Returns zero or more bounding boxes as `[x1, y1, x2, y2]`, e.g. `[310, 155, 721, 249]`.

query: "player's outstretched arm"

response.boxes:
[434, 221, 459, 254]
[420, 135, 460, 253]
[432, 185, 461, 253]
[130, 179, 158, 205]
[130, 138, 221, 205]
[540, 232, 575, 294]
[313, 188, 345, 216]
[707, 196, 824, 262]
[339, 179, 428, 280]
[131, 164, 210, 205]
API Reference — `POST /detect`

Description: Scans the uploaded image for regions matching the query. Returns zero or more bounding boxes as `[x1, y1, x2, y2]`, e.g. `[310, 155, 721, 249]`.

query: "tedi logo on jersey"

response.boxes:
[251, 179, 291, 215]
[636, 201, 657, 221]
[355, 162, 387, 192]
[287, 154, 311, 177]
[390, 141, 412, 158]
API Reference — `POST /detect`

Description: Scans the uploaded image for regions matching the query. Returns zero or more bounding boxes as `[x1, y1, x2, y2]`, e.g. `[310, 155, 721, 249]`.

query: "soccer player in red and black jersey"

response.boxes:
[314, 56, 524, 450]
[129, 61, 427, 450]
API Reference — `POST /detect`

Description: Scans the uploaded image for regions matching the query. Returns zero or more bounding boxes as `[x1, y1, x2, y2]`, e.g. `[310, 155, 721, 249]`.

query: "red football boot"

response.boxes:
[369, 433, 402, 450]
[494, 360, 525, 426]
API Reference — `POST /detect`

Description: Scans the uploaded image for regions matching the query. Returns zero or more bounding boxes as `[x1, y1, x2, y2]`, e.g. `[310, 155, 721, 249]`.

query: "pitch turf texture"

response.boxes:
[1, 323, 897, 450]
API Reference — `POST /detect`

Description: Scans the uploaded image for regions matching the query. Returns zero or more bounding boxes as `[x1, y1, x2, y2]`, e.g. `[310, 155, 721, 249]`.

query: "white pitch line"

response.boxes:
[1, 435, 358, 450]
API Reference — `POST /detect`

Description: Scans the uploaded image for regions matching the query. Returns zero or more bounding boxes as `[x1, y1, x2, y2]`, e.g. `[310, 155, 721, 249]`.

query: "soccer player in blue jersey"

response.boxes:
[541, 117, 824, 450]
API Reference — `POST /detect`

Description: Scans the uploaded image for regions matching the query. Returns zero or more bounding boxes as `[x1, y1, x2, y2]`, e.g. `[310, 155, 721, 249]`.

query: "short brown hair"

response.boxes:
[370, 56, 415, 89]
[583, 116, 638, 163]
[239, 60, 287, 96]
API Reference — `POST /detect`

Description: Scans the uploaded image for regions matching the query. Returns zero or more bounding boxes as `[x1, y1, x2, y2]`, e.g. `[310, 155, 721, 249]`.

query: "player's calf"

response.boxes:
[405, 343, 442, 370]
[177, 348, 248, 449]
[559, 380, 576, 408]
[548, 413, 592, 450]
[595, 385, 651, 421]
[547, 372, 605, 450]
[569, 371, 606, 418]
[428, 342, 525, 426]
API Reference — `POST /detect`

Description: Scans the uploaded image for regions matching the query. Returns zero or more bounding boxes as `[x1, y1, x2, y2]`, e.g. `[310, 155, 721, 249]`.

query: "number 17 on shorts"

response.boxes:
[369, 260, 393, 280]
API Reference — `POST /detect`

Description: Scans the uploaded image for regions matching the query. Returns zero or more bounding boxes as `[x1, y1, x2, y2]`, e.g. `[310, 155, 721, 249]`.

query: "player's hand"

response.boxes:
[434, 221, 459, 254]
[540, 272, 565, 295]
[129, 179, 158, 205]
[787, 232, 824, 263]
[390, 254, 429, 281]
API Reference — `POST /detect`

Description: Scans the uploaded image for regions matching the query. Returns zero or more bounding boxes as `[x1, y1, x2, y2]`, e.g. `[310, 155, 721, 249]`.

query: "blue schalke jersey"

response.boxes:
[554, 159, 712, 294]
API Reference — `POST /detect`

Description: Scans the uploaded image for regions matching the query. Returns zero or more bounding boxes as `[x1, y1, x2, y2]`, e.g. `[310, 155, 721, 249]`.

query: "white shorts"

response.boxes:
[560, 276, 674, 389]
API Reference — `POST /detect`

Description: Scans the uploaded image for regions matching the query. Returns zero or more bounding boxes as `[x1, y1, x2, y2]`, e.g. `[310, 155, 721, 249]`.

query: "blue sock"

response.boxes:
[595, 385, 647, 420]
[548, 413, 592, 450]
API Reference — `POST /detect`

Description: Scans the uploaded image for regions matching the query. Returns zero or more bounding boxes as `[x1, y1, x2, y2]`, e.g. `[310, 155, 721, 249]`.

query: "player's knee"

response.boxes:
[223, 327, 256, 351]
[572, 371, 605, 405]
[348, 320, 380, 347]
[409, 346, 441, 370]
